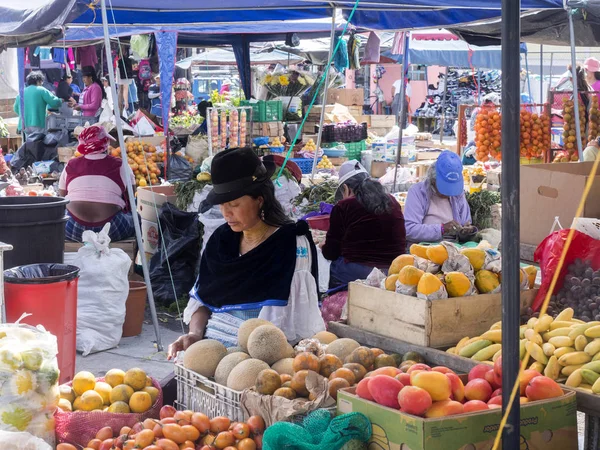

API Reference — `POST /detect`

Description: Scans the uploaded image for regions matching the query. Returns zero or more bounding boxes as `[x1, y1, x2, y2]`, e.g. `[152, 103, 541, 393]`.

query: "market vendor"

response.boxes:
[69, 66, 105, 117]
[584, 57, 600, 92]
[59, 124, 136, 242]
[321, 160, 406, 291]
[148, 74, 162, 117]
[584, 136, 600, 162]
[404, 151, 473, 248]
[167, 147, 325, 356]
[14, 71, 62, 135]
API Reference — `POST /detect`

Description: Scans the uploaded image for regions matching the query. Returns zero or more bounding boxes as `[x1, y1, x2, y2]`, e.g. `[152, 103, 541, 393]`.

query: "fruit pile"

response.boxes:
[270, 137, 284, 148]
[589, 96, 600, 143]
[449, 307, 600, 392]
[520, 110, 551, 161]
[58, 368, 158, 413]
[110, 140, 163, 187]
[562, 99, 584, 161]
[355, 355, 564, 418]
[474, 106, 501, 162]
[316, 155, 334, 170]
[57, 407, 265, 450]
[302, 139, 317, 153]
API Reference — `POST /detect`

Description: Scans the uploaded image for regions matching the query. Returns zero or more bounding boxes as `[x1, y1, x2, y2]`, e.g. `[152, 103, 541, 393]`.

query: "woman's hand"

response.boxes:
[167, 332, 202, 360]
[443, 220, 461, 235]
[73, 105, 81, 111]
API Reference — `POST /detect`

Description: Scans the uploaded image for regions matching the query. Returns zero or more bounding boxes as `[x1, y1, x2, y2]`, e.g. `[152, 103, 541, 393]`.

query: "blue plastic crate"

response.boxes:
[290, 158, 321, 174]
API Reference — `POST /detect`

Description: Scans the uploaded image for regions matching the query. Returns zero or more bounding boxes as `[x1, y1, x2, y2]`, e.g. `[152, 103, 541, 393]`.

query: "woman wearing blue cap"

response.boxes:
[404, 151, 472, 247]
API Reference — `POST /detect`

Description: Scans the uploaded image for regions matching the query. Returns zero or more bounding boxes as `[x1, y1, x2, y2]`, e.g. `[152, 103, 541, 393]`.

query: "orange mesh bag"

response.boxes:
[54, 377, 163, 447]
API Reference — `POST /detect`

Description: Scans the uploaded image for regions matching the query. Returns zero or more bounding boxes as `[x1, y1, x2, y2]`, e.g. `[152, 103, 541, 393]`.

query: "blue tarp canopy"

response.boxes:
[175, 48, 304, 69]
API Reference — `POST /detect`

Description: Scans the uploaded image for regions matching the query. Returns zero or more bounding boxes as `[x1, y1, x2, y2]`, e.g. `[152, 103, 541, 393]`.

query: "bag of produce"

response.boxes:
[0, 321, 60, 447]
[0, 431, 52, 450]
[394, 265, 425, 296]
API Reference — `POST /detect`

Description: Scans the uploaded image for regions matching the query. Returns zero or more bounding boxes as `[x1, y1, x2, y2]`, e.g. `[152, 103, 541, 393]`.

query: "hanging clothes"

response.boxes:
[27, 46, 40, 68]
[76, 46, 99, 68]
[52, 48, 75, 70]
[362, 32, 381, 65]
[130, 35, 150, 60]
[391, 31, 406, 55]
[348, 33, 360, 70]
[333, 33, 349, 73]
[34, 47, 52, 61]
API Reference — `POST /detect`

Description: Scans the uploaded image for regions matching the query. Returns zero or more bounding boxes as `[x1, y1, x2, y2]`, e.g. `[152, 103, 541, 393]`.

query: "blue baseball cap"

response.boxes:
[435, 151, 464, 197]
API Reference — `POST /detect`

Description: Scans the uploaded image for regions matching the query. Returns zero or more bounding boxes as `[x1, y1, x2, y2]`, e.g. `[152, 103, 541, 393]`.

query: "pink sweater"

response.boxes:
[80, 83, 102, 117]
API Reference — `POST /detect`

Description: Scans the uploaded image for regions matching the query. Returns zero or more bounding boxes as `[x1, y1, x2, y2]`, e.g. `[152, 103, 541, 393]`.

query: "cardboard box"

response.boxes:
[347, 105, 363, 118]
[251, 122, 284, 137]
[370, 127, 391, 137]
[141, 219, 160, 254]
[137, 185, 177, 222]
[359, 115, 371, 126]
[338, 387, 577, 450]
[327, 88, 364, 106]
[520, 162, 600, 246]
[347, 282, 537, 348]
[57, 146, 76, 163]
[371, 115, 396, 129]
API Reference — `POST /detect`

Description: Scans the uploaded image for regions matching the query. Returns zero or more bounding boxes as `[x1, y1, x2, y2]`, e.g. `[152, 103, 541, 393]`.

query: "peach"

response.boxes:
[424, 400, 464, 418]
[431, 366, 455, 375]
[398, 386, 433, 417]
[463, 400, 489, 413]
[487, 395, 502, 407]
[395, 373, 411, 386]
[519, 369, 542, 396]
[368, 375, 404, 409]
[525, 376, 563, 401]
[411, 371, 452, 402]
[369, 367, 402, 378]
[464, 379, 492, 402]
[445, 373, 465, 403]
[468, 364, 493, 382]
[485, 370, 501, 390]
[407, 363, 431, 374]
[491, 388, 502, 398]
[356, 378, 374, 401]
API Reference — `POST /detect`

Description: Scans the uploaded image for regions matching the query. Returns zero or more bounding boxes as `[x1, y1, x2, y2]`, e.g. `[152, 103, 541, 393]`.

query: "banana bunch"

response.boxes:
[447, 308, 600, 394]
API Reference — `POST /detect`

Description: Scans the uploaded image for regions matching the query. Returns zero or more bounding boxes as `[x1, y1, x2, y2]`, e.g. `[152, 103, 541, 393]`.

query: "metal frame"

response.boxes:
[0, 242, 13, 324]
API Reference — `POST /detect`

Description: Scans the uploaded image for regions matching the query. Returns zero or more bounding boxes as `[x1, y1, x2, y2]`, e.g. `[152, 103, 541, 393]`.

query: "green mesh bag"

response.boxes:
[262, 410, 371, 450]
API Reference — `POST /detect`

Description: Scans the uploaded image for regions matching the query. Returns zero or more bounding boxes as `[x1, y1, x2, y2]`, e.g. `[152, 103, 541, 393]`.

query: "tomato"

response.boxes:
[201, 433, 216, 445]
[254, 434, 263, 449]
[237, 437, 257, 450]
[162, 424, 187, 444]
[232, 422, 250, 440]
[199, 446, 216, 450]
[132, 422, 145, 434]
[161, 417, 177, 425]
[213, 431, 235, 448]
[160, 405, 177, 419]
[120, 426, 132, 436]
[155, 439, 180, 450]
[144, 417, 158, 429]
[122, 440, 136, 450]
[98, 439, 115, 450]
[174, 410, 192, 426]
[178, 440, 195, 449]
[135, 429, 155, 448]
[191, 412, 211, 434]
[181, 424, 200, 441]
[57, 445, 77, 450]
[247, 416, 265, 436]
[96, 427, 114, 441]
[145, 446, 162, 450]
[153, 423, 164, 438]
[209, 417, 231, 434]
[86, 439, 102, 450]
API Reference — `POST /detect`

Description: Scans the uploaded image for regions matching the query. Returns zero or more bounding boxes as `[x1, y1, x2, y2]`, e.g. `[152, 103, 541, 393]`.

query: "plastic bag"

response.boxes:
[167, 154, 192, 181]
[73, 224, 131, 356]
[149, 203, 200, 305]
[0, 431, 52, 450]
[320, 292, 348, 327]
[533, 229, 600, 311]
[365, 268, 386, 288]
[413, 256, 440, 274]
[185, 134, 209, 164]
[274, 177, 302, 218]
[0, 322, 59, 447]
[317, 248, 331, 294]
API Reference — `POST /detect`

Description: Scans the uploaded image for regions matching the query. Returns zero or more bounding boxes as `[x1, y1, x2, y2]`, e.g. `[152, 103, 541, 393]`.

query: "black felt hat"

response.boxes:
[202, 147, 275, 211]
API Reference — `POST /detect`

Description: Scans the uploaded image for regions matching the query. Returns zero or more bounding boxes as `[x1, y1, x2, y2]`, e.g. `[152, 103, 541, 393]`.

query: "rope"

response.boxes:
[491, 152, 600, 450]
[274, 0, 361, 183]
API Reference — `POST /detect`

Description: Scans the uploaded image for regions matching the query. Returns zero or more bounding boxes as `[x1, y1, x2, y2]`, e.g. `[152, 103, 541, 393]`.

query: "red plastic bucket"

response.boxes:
[306, 215, 330, 232]
[4, 264, 79, 384]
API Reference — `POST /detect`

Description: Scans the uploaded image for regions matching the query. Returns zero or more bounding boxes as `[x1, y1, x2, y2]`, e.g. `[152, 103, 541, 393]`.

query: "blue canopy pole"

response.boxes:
[155, 30, 178, 158]
[100, 0, 163, 351]
[233, 37, 252, 99]
[567, 4, 584, 161]
[17, 48, 25, 135]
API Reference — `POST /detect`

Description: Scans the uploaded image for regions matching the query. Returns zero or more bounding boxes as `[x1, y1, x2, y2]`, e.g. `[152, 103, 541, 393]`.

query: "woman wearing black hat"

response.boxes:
[168, 147, 325, 356]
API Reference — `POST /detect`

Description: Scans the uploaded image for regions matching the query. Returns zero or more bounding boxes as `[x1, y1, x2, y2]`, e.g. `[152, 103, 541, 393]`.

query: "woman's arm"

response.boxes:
[321, 205, 344, 261]
[167, 305, 211, 359]
[456, 194, 473, 226]
[404, 185, 443, 243]
[41, 88, 63, 109]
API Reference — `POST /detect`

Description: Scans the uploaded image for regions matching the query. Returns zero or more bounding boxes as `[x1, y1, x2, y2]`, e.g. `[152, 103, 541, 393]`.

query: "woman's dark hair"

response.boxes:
[344, 173, 393, 215]
[250, 182, 293, 228]
[62, 73, 72, 81]
[82, 66, 106, 100]
[26, 71, 44, 86]
[594, 72, 600, 82]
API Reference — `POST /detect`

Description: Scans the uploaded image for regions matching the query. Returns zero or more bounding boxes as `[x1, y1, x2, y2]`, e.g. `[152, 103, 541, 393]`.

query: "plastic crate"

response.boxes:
[290, 158, 321, 174]
[240, 100, 283, 122]
[345, 140, 366, 160]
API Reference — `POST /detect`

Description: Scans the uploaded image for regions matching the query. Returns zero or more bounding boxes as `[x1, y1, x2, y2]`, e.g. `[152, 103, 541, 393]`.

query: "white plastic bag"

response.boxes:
[185, 134, 209, 164]
[316, 247, 331, 293]
[0, 431, 52, 450]
[73, 224, 132, 356]
[273, 177, 302, 219]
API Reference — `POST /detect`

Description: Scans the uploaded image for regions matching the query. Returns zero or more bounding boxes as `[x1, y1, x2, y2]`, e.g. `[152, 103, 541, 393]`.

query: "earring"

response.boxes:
[260, 209, 265, 220]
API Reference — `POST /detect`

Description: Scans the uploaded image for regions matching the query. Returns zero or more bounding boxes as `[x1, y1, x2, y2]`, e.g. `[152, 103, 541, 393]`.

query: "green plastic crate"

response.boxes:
[345, 140, 366, 160]
[240, 100, 283, 122]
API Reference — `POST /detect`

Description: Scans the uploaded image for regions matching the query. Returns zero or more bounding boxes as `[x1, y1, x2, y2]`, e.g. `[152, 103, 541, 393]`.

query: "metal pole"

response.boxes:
[311, 8, 337, 180]
[0, 242, 13, 324]
[568, 9, 584, 161]
[439, 66, 450, 145]
[540, 45, 544, 105]
[477, 71, 481, 104]
[100, 0, 163, 351]
[525, 54, 533, 102]
[392, 32, 410, 192]
[501, 0, 521, 444]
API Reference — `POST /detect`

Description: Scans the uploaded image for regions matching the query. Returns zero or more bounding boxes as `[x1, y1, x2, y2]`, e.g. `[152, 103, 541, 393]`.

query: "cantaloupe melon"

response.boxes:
[237, 318, 274, 351]
[247, 325, 289, 365]
[271, 358, 295, 375]
[284, 343, 296, 358]
[227, 346, 245, 355]
[326, 338, 360, 361]
[183, 339, 227, 378]
[227, 358, 270, 391]
[214, 352, 250, 386]
[313, 331, 338, 345]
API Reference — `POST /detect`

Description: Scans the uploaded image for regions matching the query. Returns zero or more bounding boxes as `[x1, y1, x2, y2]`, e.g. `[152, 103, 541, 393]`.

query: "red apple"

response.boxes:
[464, 379, 493, 402]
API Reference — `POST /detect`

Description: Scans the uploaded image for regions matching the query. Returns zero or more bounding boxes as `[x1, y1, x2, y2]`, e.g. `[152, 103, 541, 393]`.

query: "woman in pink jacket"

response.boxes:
[70, 66, 105, 117]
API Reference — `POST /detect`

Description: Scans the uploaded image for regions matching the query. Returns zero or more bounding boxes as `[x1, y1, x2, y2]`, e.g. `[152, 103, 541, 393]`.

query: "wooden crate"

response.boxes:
[347, 282, 537, 348]
[370, 115, 396, 129]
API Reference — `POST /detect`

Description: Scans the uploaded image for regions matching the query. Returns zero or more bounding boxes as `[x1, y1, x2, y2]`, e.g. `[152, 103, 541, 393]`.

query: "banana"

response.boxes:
[481, 361, 495, 366]
[581, 361, 600, 373]
[530, 361, 545, 373]
[565, 368, 583, 388]
[544, 328, 573, 340]
[520, 326, 527, 339]
[472, 344, 502, 361]
[585, 339, 600, 357]
[480, 329, 502, 343]
[582, 369, 600, 385]
[490, 321, 502, 330]
[594, 352, 600, 362]
[585, 325, 600, 339]
[535, 315, 554, 333]
[456, 336, 476, 354]
[527, 317, 538, 329]
[554, 347, 576, 359]
[548, 336, 574, 348]
[572, 319, 586, 324]
[575, 335, 590, 352]
[558, 351, 592, 366]
[493, 349, 503, 363]
[526, 341, 549, 365]
[520, 339, 527, 360]
[524, 328, 543, 346]
[542, 343, 556, 357]
[544, 356, 560, 380]
[549, 320, 577, 331]
[561, 364, 584, 377]
[555, 307, 574, 322]
[592, 376, 600, 394]
[459, 339, 493, 358]
[446, 347, 457, 355]
[569, 322, 600, 340]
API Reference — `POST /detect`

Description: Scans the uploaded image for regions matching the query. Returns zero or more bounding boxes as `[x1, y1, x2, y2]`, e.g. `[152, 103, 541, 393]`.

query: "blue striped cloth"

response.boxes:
[65, 211, 135, 243]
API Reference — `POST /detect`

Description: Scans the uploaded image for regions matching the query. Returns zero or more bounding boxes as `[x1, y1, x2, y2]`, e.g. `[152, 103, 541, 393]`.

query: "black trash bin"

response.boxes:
[0, 196, 69, 269]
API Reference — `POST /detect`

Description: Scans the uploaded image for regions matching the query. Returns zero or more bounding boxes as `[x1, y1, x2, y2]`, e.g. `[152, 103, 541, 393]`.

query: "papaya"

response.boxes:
[388, 254, 415, 275]
[398, 266, 424, 286]
[417, 273, 444, 296]
[445, 272, 472, 297]
[475, 270, 500, 293]
[384, 275, 399, 292]
[409, 244, 430, 260]
[426, 244, 449, 265]
[523, 266, 537, 289]
[460, 248, 486, 271]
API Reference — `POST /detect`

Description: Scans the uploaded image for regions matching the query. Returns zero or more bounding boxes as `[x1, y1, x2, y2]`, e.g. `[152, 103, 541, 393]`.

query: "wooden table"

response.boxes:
[328, 322, 600, 449]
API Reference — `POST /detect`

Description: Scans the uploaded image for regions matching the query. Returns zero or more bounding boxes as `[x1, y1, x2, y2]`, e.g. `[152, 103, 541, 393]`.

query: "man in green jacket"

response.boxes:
[14, 71, 62, 136]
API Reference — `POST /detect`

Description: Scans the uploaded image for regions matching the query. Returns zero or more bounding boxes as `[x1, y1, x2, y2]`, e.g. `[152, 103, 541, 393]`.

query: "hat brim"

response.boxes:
[436, 176, 464, 197]
[200, 161, 276, 212]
